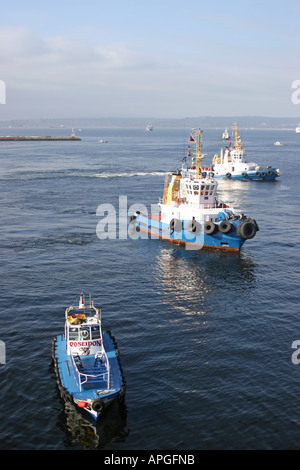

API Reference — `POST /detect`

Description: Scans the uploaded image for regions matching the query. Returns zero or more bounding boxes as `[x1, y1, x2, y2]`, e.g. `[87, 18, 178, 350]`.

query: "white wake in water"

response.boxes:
[3, 170, 166, 181]
[88, 171, 165, 178]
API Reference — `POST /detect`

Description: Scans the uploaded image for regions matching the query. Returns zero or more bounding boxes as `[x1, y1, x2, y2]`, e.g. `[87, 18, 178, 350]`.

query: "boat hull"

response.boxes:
[52, 331, 125, 420]
[134, 213, 258, 252]
[213, 168, 279, 181]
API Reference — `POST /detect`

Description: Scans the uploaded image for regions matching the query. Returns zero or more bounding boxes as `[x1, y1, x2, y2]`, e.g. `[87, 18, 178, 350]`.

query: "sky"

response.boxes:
[0, 0, 300, 120]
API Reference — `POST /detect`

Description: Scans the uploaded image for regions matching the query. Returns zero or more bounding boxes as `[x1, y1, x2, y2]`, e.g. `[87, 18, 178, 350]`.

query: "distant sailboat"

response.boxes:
[221, 127, 230, 140]
[146, 124, 153, 131]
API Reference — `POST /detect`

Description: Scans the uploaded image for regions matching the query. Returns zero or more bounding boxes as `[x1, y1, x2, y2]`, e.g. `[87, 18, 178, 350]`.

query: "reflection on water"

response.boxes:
[216, 179, 253, 210]
[152, 246, 256, 320]
[56, 398, 128, 449]
[216, 178, 281, 210]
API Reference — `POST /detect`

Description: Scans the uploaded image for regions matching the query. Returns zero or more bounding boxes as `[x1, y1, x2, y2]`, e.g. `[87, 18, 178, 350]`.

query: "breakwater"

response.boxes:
[0, 135, 81, 141]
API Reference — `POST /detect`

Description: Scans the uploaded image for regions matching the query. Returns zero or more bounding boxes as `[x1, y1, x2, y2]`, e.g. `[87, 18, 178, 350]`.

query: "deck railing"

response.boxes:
[71, 351, 110, 392]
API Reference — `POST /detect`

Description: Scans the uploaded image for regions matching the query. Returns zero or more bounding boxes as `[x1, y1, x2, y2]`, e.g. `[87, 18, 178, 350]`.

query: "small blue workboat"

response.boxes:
[212, 124, 280, 180]
[52, 293, 125, 421]
[133, 128, 259, 252]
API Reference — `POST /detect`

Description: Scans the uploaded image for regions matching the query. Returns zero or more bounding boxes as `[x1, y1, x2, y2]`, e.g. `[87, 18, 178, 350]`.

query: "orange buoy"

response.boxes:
[77, 401, 87, 408]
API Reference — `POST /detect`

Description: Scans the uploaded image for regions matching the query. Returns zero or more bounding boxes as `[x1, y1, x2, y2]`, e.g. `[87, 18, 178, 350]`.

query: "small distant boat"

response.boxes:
[52, 293, 125, 421]
[220, 127, 230, 140]
[212, 124, 280, 181]
[146, 124, 153, 131]
[133, 128, 259, 252]
[274, 141, 287, 146]
[98, 139, 108, 143]
[296, 124, 300, 133]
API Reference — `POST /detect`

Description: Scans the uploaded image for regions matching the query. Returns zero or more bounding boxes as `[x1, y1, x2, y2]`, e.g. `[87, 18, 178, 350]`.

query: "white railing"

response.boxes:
[71, 352, 110, 392]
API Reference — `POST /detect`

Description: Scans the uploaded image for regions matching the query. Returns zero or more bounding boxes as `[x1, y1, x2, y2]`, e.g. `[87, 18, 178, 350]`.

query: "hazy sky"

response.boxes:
[0, 0, 299, 119]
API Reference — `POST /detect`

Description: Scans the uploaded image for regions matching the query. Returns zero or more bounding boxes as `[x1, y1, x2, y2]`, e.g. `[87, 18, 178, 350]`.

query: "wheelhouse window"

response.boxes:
[69, 325, 101, 340]
[91, 326, 101, 339]
[80, 327, 90, 340]
[69, 327, 79, 340]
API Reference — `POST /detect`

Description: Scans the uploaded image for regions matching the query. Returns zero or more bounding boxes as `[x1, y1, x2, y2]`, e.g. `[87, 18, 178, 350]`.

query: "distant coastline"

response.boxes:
[0, 116, 299, 130]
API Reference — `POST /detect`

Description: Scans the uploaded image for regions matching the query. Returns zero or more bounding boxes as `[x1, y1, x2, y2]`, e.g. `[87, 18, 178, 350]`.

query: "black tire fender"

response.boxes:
[186, 219, 201, 234]
[92, 398, 104, 412]
[170, 218, 182, 233]
[237, 221, 257, 240]
[219, 220, 232, 234]
[204, 221, 217, 235]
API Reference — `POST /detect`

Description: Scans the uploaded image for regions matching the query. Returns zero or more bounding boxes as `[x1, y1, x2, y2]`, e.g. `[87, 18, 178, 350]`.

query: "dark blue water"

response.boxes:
[0, 126, 300, 450]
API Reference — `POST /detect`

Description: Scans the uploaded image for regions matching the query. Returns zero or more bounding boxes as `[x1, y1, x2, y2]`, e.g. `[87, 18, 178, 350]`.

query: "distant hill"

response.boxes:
[0, 116, 299, 129]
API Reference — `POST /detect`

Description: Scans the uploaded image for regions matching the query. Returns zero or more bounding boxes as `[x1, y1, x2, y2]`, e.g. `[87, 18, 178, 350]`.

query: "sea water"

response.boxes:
[0, 126, 299, 450]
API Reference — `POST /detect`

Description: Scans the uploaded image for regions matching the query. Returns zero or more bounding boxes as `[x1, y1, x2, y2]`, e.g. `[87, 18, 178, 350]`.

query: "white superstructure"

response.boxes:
[159, 129, 235, 226]
[213, 124, 258, 178]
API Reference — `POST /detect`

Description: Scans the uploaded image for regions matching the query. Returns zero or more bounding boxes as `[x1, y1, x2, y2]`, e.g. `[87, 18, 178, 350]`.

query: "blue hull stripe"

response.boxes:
[214, 170, 278, 181]
[136, 214, 246, 251]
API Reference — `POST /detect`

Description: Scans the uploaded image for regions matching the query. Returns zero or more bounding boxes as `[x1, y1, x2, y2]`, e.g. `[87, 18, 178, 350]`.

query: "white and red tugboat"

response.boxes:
[133, 128, 259, 252]
[213, 124, 280, 180]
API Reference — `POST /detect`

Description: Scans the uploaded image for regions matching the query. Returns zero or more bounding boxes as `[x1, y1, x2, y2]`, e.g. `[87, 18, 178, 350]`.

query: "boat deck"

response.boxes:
[72, 353, 108, 390]
[54, 331, 123, 402]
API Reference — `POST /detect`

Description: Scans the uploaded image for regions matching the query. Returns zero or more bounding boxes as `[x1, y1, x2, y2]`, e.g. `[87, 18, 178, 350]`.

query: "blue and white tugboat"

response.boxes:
[52, 293, 125, 421]
[133, 128, 259, 252]
[212, 124, 280, 180]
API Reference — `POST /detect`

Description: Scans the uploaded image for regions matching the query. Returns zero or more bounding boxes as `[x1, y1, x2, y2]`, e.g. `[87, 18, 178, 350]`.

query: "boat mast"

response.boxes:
[233, 123, 240, 150]
[190, 128, 204, 177]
